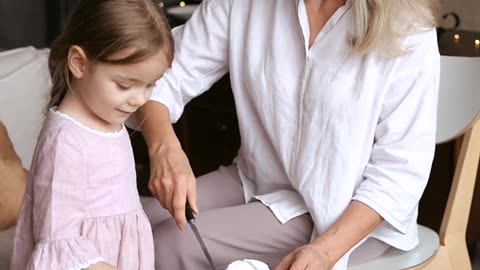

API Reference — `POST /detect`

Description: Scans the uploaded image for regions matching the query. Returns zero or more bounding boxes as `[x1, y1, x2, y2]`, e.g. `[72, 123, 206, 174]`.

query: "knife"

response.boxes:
[186, 202, 216, 270]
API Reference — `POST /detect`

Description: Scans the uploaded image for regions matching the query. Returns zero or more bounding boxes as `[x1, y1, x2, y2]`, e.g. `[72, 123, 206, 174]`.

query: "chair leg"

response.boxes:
[446, 240, 472, 270]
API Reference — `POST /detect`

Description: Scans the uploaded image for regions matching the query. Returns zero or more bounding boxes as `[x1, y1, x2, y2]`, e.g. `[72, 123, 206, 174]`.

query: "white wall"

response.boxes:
[440, 0, 480, 32]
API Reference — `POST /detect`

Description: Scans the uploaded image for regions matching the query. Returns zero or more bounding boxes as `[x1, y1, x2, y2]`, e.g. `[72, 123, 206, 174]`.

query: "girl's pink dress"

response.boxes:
[10, 109, 154, 270]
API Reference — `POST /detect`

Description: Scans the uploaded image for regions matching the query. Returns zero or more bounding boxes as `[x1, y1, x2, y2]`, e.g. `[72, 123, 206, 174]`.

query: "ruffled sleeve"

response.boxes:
[10, 127, 106, 270]
[29, 237, 104, 270]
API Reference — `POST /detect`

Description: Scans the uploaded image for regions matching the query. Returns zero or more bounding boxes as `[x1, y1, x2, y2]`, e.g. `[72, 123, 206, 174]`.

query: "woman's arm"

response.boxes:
[137, 0, 232, 230]
[137, 102, 197, 230]
[276, 201, 382, 270]
[314, 201, 383, 261]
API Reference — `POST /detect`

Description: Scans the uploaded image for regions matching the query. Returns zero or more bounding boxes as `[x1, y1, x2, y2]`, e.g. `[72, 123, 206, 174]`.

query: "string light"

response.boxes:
[454, 34, 460, 40]
[179, 1, 186, 7]
[475, 39, 480, 46]
[158, 1, 164, 8]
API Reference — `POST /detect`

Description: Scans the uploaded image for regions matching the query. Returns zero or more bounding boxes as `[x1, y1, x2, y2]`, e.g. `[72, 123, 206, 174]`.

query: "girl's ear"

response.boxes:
[67, 46, 89, 79]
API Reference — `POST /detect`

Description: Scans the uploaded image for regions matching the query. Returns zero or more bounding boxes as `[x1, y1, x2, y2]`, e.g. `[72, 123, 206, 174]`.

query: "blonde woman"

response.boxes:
[138, 0, 440, 269]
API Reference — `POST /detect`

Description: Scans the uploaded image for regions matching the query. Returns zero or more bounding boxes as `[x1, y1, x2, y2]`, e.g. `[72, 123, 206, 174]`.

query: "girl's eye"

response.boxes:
[116, 83, 132, 90]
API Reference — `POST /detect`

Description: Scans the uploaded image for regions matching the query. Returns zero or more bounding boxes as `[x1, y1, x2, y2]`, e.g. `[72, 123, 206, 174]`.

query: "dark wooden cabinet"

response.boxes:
[170, 73, 241, 177]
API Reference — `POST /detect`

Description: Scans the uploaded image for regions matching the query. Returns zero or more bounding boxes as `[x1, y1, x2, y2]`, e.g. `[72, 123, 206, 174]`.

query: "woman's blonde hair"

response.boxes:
[351, 0, 440, 57]
[47, 0, 174, 111]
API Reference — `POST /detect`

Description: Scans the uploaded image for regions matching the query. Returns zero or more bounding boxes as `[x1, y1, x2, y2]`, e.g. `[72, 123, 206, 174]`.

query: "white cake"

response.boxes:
[226, 259, 270, 270]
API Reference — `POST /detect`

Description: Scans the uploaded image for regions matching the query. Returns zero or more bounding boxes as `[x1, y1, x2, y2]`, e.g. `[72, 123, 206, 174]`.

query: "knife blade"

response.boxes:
[186, 202, 216, 270]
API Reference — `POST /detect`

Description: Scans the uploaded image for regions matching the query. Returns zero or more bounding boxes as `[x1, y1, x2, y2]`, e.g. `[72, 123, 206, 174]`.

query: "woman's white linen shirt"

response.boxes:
[149, 0, 440, 267]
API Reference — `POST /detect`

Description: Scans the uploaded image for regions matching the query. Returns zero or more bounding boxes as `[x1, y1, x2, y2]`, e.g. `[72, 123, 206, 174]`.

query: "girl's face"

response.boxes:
[67, 47, 169, 131]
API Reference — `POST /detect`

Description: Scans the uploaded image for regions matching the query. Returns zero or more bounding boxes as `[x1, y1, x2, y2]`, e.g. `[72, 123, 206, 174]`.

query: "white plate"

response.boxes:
[166, 4, 199, 20]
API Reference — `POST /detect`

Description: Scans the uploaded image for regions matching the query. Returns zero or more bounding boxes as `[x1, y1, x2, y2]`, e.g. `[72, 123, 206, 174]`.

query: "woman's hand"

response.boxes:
[275, 244, 334, 270]
[136, 102, 199, 230]
[86, 261, 118, 270]
[147, 142, 198, 230]
[276, 201, 384, 270]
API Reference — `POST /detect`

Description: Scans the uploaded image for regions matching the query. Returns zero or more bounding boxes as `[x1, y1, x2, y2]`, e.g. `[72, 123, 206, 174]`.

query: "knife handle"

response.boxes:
[185, 201, 195, 222]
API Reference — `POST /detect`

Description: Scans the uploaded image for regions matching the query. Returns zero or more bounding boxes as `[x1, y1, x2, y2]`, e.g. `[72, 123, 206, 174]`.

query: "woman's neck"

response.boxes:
[304, 0, 347, 48]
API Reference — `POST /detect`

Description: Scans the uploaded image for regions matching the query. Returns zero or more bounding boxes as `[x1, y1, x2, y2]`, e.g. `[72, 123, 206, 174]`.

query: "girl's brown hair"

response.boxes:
[47, 0, 174, 110]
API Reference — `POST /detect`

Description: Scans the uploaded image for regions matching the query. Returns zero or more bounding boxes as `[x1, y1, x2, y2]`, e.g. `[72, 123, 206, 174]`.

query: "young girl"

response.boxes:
[10, 0, 173, 269]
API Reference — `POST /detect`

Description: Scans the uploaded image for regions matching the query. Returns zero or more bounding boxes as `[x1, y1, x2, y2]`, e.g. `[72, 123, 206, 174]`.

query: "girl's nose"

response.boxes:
[128, 89, 148, 107]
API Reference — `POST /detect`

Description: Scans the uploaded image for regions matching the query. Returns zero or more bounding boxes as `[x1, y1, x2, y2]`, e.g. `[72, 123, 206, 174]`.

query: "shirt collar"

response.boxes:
[296, 0, 352, 51]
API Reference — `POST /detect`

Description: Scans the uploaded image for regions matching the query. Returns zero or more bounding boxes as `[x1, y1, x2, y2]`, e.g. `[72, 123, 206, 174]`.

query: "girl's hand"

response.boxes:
[147, 142, 198, 230]
[86, 261, 118, 270]
[275, 244, 334, 270]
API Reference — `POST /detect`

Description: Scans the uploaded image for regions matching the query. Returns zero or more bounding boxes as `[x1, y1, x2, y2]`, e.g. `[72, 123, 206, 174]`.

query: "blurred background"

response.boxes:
[1, 0, 480, 54]
[0, 0, 200, 49]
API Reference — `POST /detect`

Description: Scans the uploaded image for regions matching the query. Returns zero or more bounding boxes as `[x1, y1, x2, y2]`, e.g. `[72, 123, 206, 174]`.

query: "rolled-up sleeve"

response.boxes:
[150, 0, 231, 123]
[353, 50, 440, 234]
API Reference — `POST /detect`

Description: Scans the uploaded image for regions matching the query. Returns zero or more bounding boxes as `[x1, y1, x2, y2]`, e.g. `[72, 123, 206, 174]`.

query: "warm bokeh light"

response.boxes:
[180, 1, 186, 7]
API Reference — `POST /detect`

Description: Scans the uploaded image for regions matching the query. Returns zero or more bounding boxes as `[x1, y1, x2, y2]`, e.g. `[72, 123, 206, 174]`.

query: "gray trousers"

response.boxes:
[143, 165, 388, 270]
